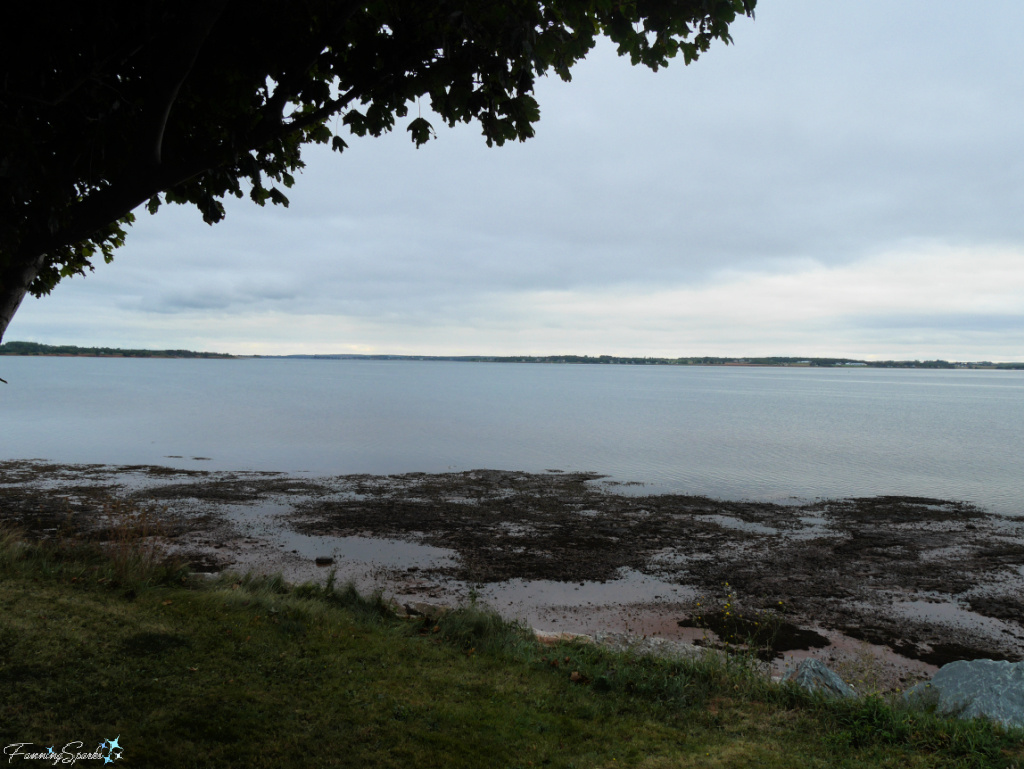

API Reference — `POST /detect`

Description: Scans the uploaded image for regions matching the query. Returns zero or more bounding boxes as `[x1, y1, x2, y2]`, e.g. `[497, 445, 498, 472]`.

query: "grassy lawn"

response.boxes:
[0, 529, 1021, 768]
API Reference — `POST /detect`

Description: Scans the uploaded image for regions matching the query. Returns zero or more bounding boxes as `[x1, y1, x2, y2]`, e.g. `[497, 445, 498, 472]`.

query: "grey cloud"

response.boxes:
[846, 313, 1024, 334]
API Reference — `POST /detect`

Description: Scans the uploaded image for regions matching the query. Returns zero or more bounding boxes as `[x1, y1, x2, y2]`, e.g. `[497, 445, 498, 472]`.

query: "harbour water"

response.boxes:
[2, 357, 1022, 515]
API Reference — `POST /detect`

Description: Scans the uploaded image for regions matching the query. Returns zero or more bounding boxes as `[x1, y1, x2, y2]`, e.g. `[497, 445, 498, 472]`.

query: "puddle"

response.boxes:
[786, 514, 835, 540]
[273, 534, 458, 569]
[696, 514, 779, 536]
[196, 499, 460, 591]
[891, 599, 1019, 640]
[225, 502, 456, 565]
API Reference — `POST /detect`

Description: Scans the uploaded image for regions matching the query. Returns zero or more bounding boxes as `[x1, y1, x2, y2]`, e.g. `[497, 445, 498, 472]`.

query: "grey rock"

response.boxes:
[590, 631, 707, 662]
[783, 658, 857, 699]
[905, 659, 1024, 729]
[534, 629, 594, 646]
[387, 600, 449, 619]
[402, 601, 451, 619]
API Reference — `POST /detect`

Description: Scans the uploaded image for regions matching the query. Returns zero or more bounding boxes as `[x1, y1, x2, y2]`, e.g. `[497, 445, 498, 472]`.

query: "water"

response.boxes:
[1, 357, 1022, 515]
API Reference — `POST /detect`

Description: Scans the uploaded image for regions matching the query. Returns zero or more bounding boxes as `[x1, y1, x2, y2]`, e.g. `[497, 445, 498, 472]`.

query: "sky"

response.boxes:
[9, 0, 1024, 360]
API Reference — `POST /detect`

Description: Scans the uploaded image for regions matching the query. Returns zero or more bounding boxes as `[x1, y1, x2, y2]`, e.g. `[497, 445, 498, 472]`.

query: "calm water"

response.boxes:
[1, 357, 1022, 515]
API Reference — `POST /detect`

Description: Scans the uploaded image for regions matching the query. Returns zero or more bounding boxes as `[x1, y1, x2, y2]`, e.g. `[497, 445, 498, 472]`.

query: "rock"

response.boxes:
[904, 659, 1024, 728]
[403, 601, 451, 620]
[388, 600, 452, 620]
[591, 631, 705, 661]
[534, 629, 593, 646]
[783, 659, 857, 699]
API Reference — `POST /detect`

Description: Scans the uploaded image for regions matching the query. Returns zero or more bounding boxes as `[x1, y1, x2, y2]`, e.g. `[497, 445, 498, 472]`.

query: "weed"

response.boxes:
[831, 641, 928, 697]
[685, 583, 786, 665]
[0, 525, 25, 568]
[0, 497, 188, 593]
[93, 496, 178, 586]
[434, 599, 532, 655]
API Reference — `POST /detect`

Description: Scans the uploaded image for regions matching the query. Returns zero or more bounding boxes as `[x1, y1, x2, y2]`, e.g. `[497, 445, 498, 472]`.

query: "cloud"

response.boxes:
[13, 241, 1023, 361]
[7, 0, 1024, 360]
[537, 242, 1021, 314]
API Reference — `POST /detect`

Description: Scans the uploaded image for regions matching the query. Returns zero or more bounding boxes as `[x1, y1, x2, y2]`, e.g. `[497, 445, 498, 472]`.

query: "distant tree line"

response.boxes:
[0, 341, 233, 358]
[291, 353, 1024, 368]
[6, 344, 1021, 368]
[470, 355, 1024, 368]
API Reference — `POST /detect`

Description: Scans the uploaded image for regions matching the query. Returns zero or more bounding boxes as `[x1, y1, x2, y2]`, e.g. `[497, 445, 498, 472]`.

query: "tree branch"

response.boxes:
[143, 0, 231, 167]
[13, 85, 357, 282]
[276, 88, 360, 138]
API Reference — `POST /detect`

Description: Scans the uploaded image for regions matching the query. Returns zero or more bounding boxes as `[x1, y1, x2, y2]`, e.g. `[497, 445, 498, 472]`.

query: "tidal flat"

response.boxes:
[3, 459, 1022, 690]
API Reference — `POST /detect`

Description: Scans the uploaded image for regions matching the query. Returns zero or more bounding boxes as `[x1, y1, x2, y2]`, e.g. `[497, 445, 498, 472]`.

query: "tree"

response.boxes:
[0, 0, 756, 346]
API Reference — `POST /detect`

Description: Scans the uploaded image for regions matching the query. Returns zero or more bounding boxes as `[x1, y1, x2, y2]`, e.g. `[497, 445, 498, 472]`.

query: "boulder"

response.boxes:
[783, 658, 857, 699]
[904, 659, 1024, 729]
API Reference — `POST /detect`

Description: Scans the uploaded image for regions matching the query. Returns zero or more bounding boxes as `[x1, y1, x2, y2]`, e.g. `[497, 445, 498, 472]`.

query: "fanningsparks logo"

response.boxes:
[4, 737, 123, 765]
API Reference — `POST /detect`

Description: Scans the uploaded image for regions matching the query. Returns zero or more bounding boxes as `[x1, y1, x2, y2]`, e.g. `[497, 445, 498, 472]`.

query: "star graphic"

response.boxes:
[46, 747, 54, 754]
[106, 737, 121, 752]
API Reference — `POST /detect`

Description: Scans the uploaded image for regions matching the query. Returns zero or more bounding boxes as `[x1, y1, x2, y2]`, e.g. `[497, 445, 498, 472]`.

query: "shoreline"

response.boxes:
[4, 354, 1022, 370]
[2, 459, 1022, 691]
[5, 344, 1024, 368]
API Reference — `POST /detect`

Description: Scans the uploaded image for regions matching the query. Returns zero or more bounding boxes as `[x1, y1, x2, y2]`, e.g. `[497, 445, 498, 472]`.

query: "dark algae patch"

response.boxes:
[3, 460, 1023, 669]
[292, 470, 636, 582]
[678, 610, 831, 661]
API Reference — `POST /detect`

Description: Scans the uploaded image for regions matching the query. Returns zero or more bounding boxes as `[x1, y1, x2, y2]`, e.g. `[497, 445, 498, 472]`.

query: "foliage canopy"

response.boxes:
[0, 0, 755, 341]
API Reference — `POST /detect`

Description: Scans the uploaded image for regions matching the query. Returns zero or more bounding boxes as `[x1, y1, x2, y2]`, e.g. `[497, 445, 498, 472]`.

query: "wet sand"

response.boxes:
[3, 460, 1022, 691]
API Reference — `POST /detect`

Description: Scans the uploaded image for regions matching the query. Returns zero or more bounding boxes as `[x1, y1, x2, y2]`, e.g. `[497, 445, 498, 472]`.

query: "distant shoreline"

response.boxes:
[2, 342, 1022, 368]
[0, 342, 233, 359]
[251, 354, 1024, 369]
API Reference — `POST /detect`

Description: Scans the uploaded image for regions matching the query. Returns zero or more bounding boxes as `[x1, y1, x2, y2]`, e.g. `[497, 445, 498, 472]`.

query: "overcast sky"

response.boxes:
[10, 0, 1024, 359]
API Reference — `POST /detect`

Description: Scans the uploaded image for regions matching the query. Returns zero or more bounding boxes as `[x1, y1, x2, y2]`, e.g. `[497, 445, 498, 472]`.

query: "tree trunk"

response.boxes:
[0, 252, 46, 347]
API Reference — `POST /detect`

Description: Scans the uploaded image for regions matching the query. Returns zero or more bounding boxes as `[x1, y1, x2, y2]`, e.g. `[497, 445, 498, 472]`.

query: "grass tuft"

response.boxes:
[434, 601, 532, 655]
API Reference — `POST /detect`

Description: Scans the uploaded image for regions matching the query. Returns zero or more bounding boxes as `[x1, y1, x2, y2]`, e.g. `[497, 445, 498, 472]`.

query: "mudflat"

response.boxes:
[3, 460, 1022, 688]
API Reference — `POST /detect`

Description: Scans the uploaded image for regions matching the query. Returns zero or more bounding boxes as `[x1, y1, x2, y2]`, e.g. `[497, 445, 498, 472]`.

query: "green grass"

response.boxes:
[0, 529, 1021, 768]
